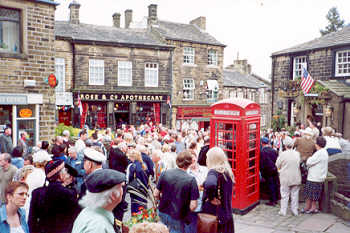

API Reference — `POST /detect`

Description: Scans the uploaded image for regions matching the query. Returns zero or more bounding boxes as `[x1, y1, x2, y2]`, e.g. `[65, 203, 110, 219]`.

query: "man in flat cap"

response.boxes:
[72, 169, 126, 233]
[79, 148, 106, 199]
[28, 160, 80, 233]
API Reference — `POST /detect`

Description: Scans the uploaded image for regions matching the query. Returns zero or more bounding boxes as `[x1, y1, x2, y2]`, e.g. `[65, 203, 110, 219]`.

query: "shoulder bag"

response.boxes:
[197, 173, 221, 233]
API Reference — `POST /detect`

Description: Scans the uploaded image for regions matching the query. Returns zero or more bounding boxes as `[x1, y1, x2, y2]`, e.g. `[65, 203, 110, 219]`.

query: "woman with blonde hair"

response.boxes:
[127, 149, 149, 215]
[201, 147, 235, 233]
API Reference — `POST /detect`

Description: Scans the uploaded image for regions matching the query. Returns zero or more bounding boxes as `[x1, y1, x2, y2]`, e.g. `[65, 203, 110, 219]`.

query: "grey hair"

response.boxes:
[79, 184, 122, 209]
[62, 130, 70, 137]
[68, 147, 77, 153]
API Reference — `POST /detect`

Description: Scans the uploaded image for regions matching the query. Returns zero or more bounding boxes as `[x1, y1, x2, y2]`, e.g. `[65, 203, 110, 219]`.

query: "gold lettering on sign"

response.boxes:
[147, 96, 150, 100]
[130, 95, 134, 101]
[80, 94, 84, 100]
[110, 95, 114, 100]
[151, 96, 154, 101]
[94, 94, 98, 100]
[138, 96, 143, 101]
[143, 96, 146, 101]
[155, 96, 159, 101]
[102, 94, 106, 100]
[85, 94, 90, 100]
[159, 96, 163, 101]
[121, 95, 125, 100]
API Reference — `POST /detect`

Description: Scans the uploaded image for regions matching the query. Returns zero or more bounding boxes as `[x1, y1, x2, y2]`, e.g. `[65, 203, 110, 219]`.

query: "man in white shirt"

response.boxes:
[75, 130, 88, 154]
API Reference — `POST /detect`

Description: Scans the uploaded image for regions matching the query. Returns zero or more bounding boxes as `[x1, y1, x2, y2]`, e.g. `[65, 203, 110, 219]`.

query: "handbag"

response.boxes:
[300, 161, 308, 184]
[197, 173, 221, 233]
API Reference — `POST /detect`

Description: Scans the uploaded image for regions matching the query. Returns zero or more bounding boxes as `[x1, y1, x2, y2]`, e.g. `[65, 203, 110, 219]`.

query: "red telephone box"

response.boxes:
[210, 98, 260, 214]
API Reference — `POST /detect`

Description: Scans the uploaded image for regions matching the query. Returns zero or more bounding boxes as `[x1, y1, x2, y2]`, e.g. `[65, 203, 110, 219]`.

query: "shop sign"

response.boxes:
[214, 110, 240, 116]
[47, 74, 58, 88]
[78, 93, 167, 102]
[177, 107, 211, 118]
[246, 110, 259, 116]
[19, 108, 32, 118]
[0, 94, 27, 105]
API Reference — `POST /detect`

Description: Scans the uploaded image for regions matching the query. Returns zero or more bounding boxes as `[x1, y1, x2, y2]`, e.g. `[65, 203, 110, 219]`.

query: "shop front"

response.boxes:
[176, 106, 212, 131]
[0, 93, 42, 147]
[75, 93, 170, 129]
[56, 92, 73, 126]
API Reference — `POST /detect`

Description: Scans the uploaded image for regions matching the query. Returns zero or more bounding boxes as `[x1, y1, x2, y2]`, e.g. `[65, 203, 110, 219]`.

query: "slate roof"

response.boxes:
[272, 25, 350, 56]
[318, 80, 350, 99]
[55, 21, 171, 48]
[223, 69, 268, 89]
[34, 0, 59, 5]
[153, 20, 225, 46]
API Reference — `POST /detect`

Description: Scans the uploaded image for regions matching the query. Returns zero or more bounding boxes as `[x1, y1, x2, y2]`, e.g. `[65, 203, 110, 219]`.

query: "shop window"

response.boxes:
[0, 7, 20, 53]
[293, 56, 307, 80]
[55, 58, 65, 92]
[183, 47, 195, 64]
[118, 61, 132, 86]
[183, 79, 195, 100]
[16, 105, 37, 147]
[145, 63, 158, 87]
[208, 49, 218, 66]
[89, 59, 104, 85]
[335, 50, 350, 77]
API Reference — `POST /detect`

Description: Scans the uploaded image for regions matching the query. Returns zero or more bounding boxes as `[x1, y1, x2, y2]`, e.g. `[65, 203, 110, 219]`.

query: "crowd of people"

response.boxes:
[0, 124, 235, 233]
[261, 121, 350, 216]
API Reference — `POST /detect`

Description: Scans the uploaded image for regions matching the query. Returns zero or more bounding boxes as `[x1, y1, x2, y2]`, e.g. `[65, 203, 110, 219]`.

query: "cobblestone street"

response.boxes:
[234, 202, 350, 233]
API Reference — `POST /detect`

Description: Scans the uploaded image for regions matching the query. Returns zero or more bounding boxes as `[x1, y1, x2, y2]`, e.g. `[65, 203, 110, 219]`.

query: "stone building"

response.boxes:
[223, 59, 271, 129]
[0, 0, 57, 146]
[147, 4, 226, 130]
[55, 2, 174, 129]
[271, 26, 350, 138]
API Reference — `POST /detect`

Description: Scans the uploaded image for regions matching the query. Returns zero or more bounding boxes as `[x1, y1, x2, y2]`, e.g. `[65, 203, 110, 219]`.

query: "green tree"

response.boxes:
[320, 7, 345, 36]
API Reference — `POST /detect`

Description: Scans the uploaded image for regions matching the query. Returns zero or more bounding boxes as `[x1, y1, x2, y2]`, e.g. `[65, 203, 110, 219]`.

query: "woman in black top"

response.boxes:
[202, 147, 235, 233]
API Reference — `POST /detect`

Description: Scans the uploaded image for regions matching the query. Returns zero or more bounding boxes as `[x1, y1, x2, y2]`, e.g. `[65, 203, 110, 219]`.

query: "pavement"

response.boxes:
[234, 201, 350, 233]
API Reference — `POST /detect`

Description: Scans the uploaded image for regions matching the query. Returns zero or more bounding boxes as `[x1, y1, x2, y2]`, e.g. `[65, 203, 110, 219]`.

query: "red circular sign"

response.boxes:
[48, 74, 58, 88]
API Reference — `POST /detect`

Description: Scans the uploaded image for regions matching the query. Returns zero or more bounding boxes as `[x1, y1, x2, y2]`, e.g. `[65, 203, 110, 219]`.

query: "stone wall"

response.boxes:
[0, 0, 56, 141]
[69, 44, 172, 93]
[169, 40, 224, 106]
[328, 153, 350, 198]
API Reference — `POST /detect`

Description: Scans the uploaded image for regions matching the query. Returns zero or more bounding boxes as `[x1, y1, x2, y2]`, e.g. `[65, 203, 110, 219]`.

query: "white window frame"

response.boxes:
[335, 50, 350, 77]
[229, 90, 237, 99]
[208, 49, 218, 66]
[183, 47, 195, 64]
[89, 59, 104, 85]
[118, 61, 132, 86]
[293, 56, 307, 80]
[0, 7, 21, 54]
[144, 63, 158, 87]
[183, 79, 195, 100]
[55, 58, 65, 92]
[259, 89, 266, 104]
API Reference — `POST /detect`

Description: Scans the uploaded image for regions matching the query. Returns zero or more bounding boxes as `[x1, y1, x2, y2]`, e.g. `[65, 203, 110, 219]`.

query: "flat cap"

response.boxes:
[85, 169, 126, 193]
[83, 148, 106, 164]
[261, 137, 269, 144]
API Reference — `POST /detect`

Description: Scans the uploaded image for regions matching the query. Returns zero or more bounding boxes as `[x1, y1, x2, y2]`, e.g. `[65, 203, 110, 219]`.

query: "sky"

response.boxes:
[55, 0, 350, 81]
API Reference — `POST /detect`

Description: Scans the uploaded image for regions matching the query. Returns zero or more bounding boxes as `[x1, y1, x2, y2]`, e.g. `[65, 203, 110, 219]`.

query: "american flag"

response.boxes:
[300, 67, 315, 94]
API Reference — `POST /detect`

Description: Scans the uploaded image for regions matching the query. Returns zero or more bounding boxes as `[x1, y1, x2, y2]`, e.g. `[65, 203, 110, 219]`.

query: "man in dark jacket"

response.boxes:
[198, 136, 210, 166]
[260, 137, 279, 206]
[0, 127, 13, 153]
[29, 160, 80, 233]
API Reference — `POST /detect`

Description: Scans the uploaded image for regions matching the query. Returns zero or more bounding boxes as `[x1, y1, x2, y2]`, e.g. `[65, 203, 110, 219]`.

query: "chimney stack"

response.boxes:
[69, 0, 81, 24]
[125, 9, 132, 29]
[190, 16, 206, 31]
[148, 4, 158, 26]
[112, 13, 121, 28]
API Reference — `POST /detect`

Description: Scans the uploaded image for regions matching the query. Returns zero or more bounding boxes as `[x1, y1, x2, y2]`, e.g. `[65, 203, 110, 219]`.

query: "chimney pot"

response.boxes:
[190, 16, 206, 31]
[69, 0, 81, 24]
[112, 13, 121, 28]
[125, 9, 132, 29]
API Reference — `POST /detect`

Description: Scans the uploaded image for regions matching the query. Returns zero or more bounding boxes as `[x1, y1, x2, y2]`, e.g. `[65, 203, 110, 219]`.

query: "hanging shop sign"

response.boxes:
[77, 93, 168, 102]
[19, 108, 33, 118]
[46, 74, 58, 88]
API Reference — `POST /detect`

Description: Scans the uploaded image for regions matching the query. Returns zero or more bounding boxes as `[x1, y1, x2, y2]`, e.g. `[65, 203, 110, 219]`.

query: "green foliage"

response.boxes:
[271, 110, 286, 132]
[54, 123, 81, 137]
[320, 7, 345, 36]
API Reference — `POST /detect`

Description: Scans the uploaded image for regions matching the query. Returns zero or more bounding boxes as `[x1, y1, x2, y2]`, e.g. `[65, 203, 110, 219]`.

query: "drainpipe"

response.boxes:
[169, 49, 174, 128]
[71, 41, 76, 91]
[271, 57, 276, 123]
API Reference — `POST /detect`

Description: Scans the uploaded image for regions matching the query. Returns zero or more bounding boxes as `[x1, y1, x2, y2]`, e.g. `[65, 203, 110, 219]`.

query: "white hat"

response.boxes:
[83, 148, 106, 163]
[302, 127, 314, 136]
[283, 136, 294, 147]
[33, 150, 52, 163]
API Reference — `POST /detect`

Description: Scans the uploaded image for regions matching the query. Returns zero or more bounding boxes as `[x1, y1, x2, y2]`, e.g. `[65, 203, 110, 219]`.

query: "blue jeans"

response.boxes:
[184, 212, 197, 233]
[159, 211, 185, 233]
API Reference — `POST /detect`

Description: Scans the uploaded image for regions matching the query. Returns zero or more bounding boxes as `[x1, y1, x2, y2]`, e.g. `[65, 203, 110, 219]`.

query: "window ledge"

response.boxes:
[182, 63, 197, 67]
[207, 65, 219, 69]
[0, 52, 27, 59]
[182, 99, 194, 101]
